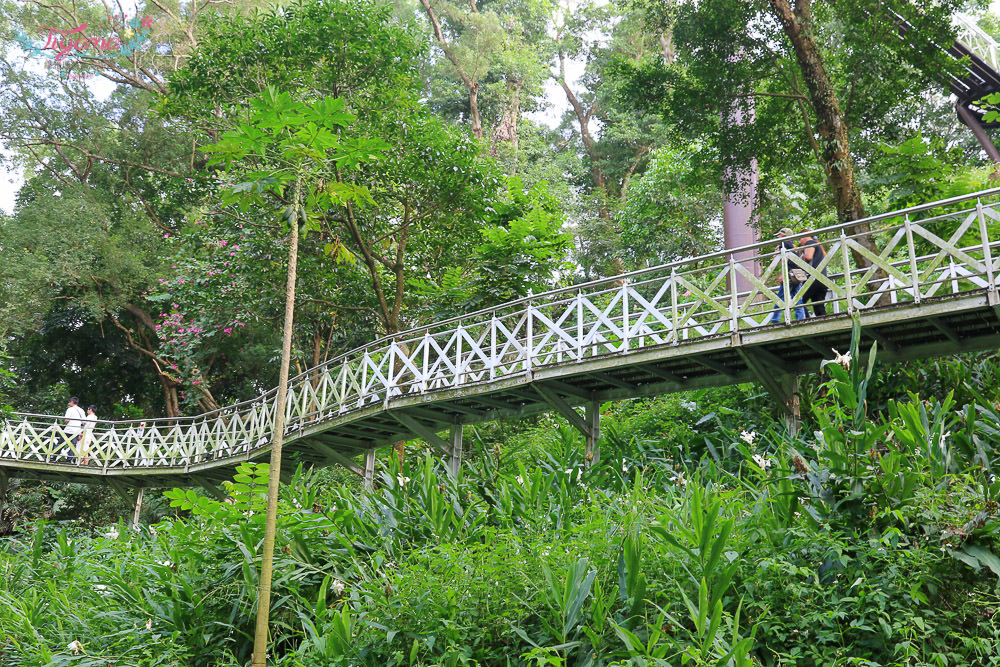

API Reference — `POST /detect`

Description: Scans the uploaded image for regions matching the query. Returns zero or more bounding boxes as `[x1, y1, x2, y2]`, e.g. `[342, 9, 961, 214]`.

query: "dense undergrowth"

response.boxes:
[2, 335, 1000, 666]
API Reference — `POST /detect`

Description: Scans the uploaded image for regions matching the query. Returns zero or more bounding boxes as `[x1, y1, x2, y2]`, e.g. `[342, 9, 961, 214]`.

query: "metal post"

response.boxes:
[363, 448, 376, 490]
[728, 255, 739, 334]
[840, 231, 854, 315]
[525, 293, 534, 375]
[621, 280, 630, 352]
[339, 363, 350, 411]
[422, 332, 431, 392]
[132, 487, 144, 530]
[977, 199, 996, 294]
[780, 376, 800, 438]
[670, 268, 680, 344]
[490, 315, 497, 381]
[577, 290, 584, 361]
[780, 245, 792, 324]
[455, 323, 464, 386]
[904, 215, 921, 304]
[448, 424, 463, 479]
[388, 341, 397, 398]
[584, 401, 601, 468]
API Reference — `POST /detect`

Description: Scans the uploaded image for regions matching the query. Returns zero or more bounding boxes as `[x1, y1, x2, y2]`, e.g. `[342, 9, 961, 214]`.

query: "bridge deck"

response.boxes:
[4, 188, 1000, 488]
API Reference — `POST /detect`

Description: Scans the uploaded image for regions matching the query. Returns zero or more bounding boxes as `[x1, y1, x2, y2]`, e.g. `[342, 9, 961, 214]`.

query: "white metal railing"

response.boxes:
[956, 13, 1000, 73]
[4, 187, 1000, 472]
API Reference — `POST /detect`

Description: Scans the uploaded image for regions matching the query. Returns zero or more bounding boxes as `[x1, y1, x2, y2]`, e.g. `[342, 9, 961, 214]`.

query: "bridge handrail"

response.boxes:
[290, 189, 1000, 381]
[955, 13, 1000, 73]
[6, 187, 1000, 471]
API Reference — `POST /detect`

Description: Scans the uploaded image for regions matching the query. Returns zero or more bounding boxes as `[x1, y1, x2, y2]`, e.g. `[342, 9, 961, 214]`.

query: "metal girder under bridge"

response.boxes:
[5, 188, 1000, 486]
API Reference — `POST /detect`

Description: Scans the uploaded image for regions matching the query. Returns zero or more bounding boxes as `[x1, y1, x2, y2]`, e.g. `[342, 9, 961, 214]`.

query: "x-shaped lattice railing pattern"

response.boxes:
[4, 188, 1000, 472]
[956, 13, 1000, 73]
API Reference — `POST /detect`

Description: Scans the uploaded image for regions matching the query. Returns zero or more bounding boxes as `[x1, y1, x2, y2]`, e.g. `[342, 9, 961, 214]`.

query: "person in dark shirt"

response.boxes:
[797, 231, 828, 317]
[769, 228, 806, 323]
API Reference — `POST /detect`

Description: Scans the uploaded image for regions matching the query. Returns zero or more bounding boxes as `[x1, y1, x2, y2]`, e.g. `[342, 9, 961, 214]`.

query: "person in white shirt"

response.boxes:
[62, 396, 86, 464]
[80, 405, 98, 466]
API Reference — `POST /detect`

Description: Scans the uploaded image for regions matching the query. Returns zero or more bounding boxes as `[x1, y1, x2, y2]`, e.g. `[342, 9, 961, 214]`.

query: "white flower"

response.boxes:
[330, 579, 346, 596]
[67, 640, 84, 655]
[740, 430, 756, 446]
[105, 528, 119, 540]
[752, 454, 772, 469]
[146, 618, 153, 630]
[680, 400, 697, 411]
[831, 348, 852, 370]
[396, 475, 410, 486]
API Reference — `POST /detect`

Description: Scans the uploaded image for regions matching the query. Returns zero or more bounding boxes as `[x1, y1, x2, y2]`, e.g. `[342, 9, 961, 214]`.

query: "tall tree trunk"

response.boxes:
[557, 50, 611, 222]
[768, 0, 878, 265]
[160, 375, 180, 418]
[253, 175, 303, 667]
[420, 0, 484, 140]
[491, 78, 522, 155]
[658, 30, 675, 64]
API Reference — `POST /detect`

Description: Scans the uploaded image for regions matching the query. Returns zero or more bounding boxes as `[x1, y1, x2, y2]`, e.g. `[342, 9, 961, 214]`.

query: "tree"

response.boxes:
[0, 0, 232, 414]
[615, 146, 722, 269]
[165, 0, 506, 339]
[201, 87, 385, 666]
[409, 175, 572, 318]
[417, 0, 549, 153]
[614, 0, 977, 252]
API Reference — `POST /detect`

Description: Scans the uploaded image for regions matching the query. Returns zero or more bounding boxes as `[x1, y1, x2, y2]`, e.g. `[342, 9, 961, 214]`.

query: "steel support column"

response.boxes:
[448, 424, 463, 479]
[585, 402, 601, 467]
[363, 449, 375, 490]
[532, 386, 601, 469]
[780, 375, 801, 438]
[132, 487, 144, 530]
[737, 348, 799, 437]
[957, 103, 1000, 164]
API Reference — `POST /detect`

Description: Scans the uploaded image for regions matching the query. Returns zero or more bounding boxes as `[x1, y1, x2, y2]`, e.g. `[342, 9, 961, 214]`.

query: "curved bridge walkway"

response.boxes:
[4, 188, 1000, 492]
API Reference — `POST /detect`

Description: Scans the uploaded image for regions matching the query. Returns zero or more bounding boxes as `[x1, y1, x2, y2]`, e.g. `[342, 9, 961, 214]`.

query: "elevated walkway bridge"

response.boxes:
[4, 188, 1000, 492]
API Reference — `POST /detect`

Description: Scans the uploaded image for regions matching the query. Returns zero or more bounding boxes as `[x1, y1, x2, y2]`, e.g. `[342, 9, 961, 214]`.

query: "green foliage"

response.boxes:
[202, 87, 384, 223]
[409, 176, 573, 317]
[615, 146, 722, 269]
[866, 133, 993, 212]
[0, 348, 14, 416]
[978, 92, 1000, 124]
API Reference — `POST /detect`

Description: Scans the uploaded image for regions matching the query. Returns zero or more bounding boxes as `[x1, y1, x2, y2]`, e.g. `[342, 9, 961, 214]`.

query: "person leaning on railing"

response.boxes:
[797, 230, 828, 317]
[769, 228, 806, 323]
